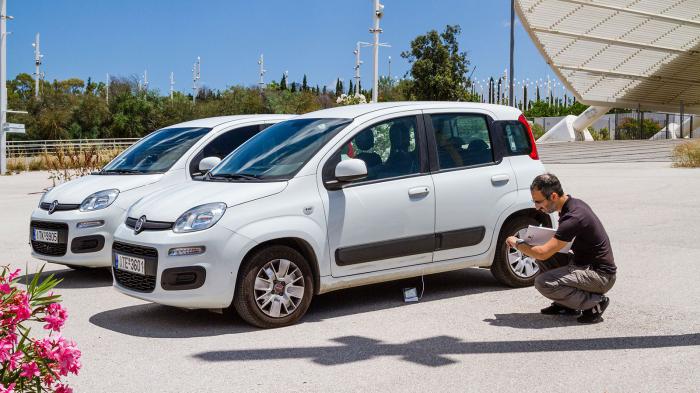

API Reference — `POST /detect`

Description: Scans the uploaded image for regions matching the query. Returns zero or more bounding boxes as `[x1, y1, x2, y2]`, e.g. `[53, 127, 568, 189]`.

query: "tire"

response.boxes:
[233, 245, 314, 329]
[490, 215, 543, 287]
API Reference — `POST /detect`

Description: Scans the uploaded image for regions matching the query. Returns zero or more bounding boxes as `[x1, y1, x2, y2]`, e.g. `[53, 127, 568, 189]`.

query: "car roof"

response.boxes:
[295, 102, 522, 120]
[164, 114, 294, 129]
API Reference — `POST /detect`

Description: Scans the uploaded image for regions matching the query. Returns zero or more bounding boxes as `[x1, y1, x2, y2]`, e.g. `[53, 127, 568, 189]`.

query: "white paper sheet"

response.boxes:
[523, 225, 572, 253]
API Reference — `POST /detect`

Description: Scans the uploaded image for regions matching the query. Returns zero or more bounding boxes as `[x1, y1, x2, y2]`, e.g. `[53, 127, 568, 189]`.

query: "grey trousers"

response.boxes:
[534, 256, 616, 311]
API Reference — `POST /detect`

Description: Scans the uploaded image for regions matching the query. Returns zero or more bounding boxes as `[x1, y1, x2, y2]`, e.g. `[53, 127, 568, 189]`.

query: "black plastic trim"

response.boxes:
[335, 226, 486, 266]
[39, 202, 81, 212]
[161, 266, 206, 290]
[435, 227, 486, 250]
[70, 235, 105, 254]
[125, 217, 173, 231]
[335, 233, 435, 266]
[30, 221, 69, 256]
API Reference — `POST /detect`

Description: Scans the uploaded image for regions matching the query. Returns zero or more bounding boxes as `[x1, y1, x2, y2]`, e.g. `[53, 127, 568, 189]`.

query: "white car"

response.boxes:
[30, 114, 293, 268]
[112, 102, 549, 328]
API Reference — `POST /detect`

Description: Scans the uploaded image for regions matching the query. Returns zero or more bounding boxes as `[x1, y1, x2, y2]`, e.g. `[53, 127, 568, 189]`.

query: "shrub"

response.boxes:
[590, 127, 610, 141]
[672, 140, 700, 168]
[616, 118, 661, 140]
[530, 122, 545, 140]
[0, 265, 81, 392]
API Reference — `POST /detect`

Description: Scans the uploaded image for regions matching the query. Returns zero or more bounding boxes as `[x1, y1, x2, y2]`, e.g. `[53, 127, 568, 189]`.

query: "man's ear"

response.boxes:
[550, 192, 559, 202]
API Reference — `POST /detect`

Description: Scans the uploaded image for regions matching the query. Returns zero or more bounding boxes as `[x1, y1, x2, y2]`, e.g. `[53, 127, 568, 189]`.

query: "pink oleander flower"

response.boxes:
[7, 351, 23, 371]
[43, 303, 68, 332]
[8, 292, 31, 322]
[0, 339, 13, 362]
[54, 337, 82, 376]
[19, 361, 40, 378]
[7, 269, 20, 282]
[54, 384, 73, 393]
[0, 282, 11, 294]
[0, 383, 16, 393]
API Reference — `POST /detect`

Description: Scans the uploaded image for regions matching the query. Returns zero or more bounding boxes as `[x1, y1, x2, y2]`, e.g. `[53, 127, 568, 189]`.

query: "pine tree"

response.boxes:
[290, 82, 297, 93]
[322, 85, 327, 95]
[348, 80, 354, 95]
[302, 74, 308, 91]
[280, 73, 287, 90]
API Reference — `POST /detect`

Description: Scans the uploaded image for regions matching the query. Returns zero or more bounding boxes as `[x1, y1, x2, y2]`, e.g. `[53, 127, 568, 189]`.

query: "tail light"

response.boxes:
[518, 114, 539, 160]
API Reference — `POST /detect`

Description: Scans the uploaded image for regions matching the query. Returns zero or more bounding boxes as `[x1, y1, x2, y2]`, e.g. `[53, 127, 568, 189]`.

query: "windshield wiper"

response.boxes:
[100, 169, 144, 174]
[207, 172, 261, 181]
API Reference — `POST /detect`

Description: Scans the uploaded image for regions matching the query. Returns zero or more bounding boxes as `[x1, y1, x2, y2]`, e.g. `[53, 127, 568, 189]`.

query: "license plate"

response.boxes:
[33, 229, 58, 243]
[115, 254, 146, 275]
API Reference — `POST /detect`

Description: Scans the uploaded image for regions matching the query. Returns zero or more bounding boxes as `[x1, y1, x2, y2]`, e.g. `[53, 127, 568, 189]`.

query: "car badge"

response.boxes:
[134, 215, 146, 234]
[48, 200, 59, 215]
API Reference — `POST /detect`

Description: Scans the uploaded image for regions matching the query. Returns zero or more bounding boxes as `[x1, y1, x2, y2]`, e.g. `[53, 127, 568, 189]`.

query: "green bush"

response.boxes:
[531, 122, 545, 139]
[590, 127, 610, 141]
[672, 140, 700, 168]
[616, 118, 661, 140]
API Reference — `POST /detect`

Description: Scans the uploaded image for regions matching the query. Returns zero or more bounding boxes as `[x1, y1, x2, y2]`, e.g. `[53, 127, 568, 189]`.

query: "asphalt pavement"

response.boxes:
[1, 160, 698, 393]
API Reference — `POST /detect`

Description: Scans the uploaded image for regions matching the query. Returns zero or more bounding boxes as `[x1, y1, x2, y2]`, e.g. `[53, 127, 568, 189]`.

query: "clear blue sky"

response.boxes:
[7, 0, 555, 94]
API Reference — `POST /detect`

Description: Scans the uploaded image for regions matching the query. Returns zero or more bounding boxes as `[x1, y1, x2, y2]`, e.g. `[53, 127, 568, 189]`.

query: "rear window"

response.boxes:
[503, 122, 532, 156]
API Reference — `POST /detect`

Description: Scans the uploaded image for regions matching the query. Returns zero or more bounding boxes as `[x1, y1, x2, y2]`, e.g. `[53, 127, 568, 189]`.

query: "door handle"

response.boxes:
[408, 186, 430, 197]
[491, 174, 510, 184]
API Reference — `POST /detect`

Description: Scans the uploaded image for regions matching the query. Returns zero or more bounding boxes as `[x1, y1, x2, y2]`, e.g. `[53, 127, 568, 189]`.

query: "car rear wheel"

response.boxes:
[490, 215, 542, 287]
[233, 245, 314, 328]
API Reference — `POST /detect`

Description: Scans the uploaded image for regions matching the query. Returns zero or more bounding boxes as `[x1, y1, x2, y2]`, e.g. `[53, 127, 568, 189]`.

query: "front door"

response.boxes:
[320, 113, 436, 277]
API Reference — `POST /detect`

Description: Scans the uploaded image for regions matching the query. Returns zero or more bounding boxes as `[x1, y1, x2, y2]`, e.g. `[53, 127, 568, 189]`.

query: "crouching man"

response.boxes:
[506, 174, 617, 324]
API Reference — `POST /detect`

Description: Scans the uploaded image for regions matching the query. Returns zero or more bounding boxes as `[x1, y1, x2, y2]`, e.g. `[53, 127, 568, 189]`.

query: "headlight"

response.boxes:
[173, 202, 226, 233]
[79, 189, 119, 212]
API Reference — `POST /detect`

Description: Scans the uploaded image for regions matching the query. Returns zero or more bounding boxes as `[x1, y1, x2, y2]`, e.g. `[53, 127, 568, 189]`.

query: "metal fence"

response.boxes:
[534, 112, 699, 140]
[6, 138, 139, 157]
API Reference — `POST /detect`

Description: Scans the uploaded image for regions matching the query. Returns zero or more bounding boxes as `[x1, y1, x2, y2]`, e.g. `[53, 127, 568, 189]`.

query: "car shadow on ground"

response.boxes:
[89, 268, 509, 338]
[191, 332, 700, 367]
[18, 267, 113, 289]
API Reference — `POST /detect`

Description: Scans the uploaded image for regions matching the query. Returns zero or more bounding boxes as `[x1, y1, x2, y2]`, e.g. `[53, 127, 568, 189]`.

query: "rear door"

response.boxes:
[425, 110, 518, 261]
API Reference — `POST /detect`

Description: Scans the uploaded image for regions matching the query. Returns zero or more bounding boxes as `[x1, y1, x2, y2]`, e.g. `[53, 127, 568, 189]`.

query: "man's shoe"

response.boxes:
[577, 296, 610, 324]
[540, 303, 580, 315]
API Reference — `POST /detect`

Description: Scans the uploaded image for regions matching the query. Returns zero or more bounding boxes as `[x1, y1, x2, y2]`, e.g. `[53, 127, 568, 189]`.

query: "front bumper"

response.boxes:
[29, 206, 125, 267]
[111, 223, 255, 309]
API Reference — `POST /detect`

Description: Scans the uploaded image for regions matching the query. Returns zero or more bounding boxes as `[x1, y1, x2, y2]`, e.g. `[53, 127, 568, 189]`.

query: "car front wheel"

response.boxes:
[233, 245, 314, 328]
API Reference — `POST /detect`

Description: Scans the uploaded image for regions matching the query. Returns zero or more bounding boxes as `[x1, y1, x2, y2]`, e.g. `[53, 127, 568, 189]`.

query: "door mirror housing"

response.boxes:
[335, 159, 368, 182]
[198, 156, 222, 173]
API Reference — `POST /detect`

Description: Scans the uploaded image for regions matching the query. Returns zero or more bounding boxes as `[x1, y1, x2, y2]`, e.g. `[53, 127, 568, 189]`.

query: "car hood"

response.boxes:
[127, 180, 288, 222]
[42, 174, 163, 204]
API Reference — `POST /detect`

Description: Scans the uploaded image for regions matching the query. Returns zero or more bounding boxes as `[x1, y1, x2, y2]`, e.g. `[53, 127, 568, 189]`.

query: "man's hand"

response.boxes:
[505, 236, 520, 248]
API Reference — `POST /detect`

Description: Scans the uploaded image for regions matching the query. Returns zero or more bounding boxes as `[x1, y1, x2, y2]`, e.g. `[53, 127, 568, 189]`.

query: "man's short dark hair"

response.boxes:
[530, 173, 564, 198]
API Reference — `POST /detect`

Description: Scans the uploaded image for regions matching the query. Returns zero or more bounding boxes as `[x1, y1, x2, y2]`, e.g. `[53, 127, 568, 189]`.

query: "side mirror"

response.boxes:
[198, 156, 221, 173]
[335, 159, 368, 182]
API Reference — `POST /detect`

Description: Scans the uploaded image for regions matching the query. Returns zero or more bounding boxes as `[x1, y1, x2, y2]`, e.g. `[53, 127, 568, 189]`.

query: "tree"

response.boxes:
[280, 73, 287, 90]
[401, 25, 476, 101]
[302, 74, 308, 91]
[347, 80, 354, 95]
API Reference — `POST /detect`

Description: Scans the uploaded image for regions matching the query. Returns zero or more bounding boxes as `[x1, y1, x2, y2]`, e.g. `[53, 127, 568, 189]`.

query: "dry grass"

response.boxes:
[5, 146, 124, 183]
[672, 140, 700, 168]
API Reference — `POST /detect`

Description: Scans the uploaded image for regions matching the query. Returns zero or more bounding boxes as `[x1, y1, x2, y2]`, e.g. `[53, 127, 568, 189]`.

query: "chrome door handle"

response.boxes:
[491, 174, 510, 184]
[408, 186, 430, 196]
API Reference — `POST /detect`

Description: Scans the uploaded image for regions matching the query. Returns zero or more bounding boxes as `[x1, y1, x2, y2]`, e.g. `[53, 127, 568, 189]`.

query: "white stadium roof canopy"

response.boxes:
[516, 0, 700, 114]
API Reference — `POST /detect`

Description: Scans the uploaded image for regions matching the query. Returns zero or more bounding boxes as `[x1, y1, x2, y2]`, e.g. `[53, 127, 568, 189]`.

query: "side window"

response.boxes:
[431, 114, 493, 170]
[503, 122, 531, 156]
[189, 125, 261, 176]
[328, 116, 420, 183]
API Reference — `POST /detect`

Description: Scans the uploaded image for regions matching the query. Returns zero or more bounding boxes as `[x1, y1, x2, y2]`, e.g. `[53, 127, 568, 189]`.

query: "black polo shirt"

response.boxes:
[554, 196, 616, 275]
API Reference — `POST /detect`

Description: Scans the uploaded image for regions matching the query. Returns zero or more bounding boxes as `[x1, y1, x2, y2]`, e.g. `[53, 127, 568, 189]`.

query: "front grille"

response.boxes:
[113, 269, 157, 292]
[112, 241, 158, 292]
[113, 241, 158, 258]
[31, 241, 67, 256]
[39, 202, 81, 212]
[30, 221, 69, 257]
[125, 217, 173, 231]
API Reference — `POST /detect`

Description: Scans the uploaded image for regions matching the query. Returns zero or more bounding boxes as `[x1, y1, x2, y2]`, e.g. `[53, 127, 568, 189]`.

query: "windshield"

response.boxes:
[209, 118, 351, 181]
[102, 127, 211, 174]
